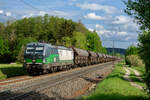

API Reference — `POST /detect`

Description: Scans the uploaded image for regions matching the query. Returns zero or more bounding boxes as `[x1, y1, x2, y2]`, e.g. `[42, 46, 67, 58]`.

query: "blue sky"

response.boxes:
[0, 0, 139, 49]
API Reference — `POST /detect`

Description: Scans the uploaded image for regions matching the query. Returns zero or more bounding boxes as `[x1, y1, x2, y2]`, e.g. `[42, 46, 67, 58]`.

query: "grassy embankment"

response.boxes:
[129, 66, 147, 88]
[0, 64, 27, 80]
[80, 61, 148, 100]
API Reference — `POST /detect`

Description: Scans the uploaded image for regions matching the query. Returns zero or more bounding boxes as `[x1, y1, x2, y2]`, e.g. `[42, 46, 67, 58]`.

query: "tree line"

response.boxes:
[0, 14, 107, 63]
[124, 0, 150, 98]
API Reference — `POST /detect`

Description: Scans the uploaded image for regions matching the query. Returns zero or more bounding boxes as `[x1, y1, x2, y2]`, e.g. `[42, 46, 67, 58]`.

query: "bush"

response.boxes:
[125, 45, 138, 57]
[125, 45, 138, 65]
[126, 55, 145, 67]
[138, 31, 150, 94]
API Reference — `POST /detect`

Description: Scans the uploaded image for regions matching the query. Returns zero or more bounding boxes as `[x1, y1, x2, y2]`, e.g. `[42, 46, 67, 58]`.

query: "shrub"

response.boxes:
[125, 45, 138, 65]
[138, 31, 150, 94]
[125, 45, 138, 57]
[126, 55, 145, 67]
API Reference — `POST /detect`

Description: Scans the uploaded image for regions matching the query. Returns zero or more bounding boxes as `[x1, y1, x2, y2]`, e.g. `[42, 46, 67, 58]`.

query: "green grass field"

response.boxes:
[0, 64, 27, 80]
[80, 61, 148, 100]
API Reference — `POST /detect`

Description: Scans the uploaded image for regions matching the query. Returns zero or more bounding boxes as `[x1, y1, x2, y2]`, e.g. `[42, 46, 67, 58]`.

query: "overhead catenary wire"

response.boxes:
[19, 0, 49, 17]
[101, 39, 137, 43]
[102, 39, 137, 49]
[2, 0, 147, 45]
[19, 0, 41, 11]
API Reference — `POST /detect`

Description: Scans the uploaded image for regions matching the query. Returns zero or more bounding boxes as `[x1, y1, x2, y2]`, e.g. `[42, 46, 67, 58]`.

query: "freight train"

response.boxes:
[23, 42, 117, 75]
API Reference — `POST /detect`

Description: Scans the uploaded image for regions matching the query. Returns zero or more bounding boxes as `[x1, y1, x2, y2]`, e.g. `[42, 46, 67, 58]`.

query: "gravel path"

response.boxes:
[129, 68, 144, 82]
[123, 67, 144, 90]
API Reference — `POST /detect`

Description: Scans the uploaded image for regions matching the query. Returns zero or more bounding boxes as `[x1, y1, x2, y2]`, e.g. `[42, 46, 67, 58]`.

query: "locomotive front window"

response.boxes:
[35, 47, 44, 54]
[26, 47, 34, 54]
[26, 46, 44, 55]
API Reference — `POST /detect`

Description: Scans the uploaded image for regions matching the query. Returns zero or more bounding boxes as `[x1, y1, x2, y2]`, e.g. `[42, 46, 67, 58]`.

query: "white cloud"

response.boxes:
[76, 3, 117, 14]
[117, 31, 128, 36]
[95, 24, 111, 35]
[84, 13, 106, 20]
[39, 11, 46, 16]
[97, 30, 111, 35]
[52, 10, 69, 16]
[29, 13, 34, 17]
[22, 13, 34, 18]
[22, 15, 26, 18]
[111, 16, 139, 35]
[22, 10, 72, 19]
[113, 16, 131, 24]
[22, 11, 46, 18]
[93, 24, 131, 41]
[125, 37, 131, 40]
[6, 12, 11, 16]
[88, 28, 94, 32]
[0, 10, 3, 14]
[122, 22, 139, 32]
[96, 24, 104, 29]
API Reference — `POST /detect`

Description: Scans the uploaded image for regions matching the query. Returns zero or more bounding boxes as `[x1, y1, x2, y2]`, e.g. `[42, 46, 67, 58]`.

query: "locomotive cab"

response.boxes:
[23, 43, 47, 74]
[24, 43, 45, 64]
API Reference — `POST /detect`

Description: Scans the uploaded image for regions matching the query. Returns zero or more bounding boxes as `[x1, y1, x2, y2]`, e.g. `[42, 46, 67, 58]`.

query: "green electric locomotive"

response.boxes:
[23, 42, 74, 75]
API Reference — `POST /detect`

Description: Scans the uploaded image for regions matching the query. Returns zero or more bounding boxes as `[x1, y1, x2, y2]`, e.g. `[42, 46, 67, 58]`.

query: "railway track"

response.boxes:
[0, 61, 119, 100]
[0, 67, 83, 88]
[0, 76, 32, 86]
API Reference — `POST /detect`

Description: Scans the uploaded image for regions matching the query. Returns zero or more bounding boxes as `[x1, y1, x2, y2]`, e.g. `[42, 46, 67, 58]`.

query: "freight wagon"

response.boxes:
[23, 42, 116, 75]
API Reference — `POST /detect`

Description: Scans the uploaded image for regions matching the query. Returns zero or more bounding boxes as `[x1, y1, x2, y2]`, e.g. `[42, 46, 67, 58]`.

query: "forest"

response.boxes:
[0, 14, 107, 63]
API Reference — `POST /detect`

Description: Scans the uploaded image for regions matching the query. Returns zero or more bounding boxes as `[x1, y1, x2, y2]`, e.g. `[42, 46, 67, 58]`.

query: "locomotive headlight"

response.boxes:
[43, 59, 46, 63]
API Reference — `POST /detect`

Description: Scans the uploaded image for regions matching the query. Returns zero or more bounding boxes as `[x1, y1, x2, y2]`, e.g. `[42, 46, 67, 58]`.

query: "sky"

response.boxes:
[0, 0, 140, 49]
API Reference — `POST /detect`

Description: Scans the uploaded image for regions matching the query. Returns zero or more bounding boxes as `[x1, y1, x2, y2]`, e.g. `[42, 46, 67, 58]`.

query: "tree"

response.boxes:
[0, 37, 9, 55]
[125, 45, 138, 56]
[124, 0, 150, 96]
[0, 36, 10, 63]
[0, 23, 5, 36]
[0, 14, 106, 63]
[124, 0, 150, 30]
[138, 31, 150, 93]
[86, 32, 106, 53]
[72, 32, 87, 50]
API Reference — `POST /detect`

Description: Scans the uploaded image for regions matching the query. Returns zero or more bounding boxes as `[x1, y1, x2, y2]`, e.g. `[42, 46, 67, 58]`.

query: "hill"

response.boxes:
[0, 14, 107, 63]
[106, 48, 126, 55]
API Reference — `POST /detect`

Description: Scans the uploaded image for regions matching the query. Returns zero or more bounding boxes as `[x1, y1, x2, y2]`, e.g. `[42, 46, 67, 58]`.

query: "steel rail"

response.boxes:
[0, 61, 119, 100]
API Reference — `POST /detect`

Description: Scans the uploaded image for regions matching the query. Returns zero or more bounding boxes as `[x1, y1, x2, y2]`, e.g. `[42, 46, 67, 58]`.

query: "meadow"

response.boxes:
[80, 61, 148, 100]
[0, 64, 27, 80]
